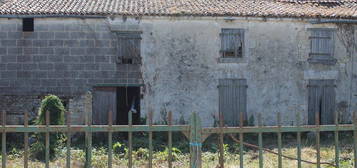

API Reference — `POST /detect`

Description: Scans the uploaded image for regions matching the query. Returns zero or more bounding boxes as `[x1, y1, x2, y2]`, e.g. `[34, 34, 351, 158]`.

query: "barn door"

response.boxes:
[308, 80, 335, 125]
[93, 87, 117, 125]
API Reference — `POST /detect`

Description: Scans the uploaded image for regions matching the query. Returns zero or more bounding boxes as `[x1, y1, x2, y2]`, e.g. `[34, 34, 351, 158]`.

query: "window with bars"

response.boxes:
[116, 31, 142, 64]
[220, 29, 244, 58]
[308, 79, 336, 125]
[308, 29, 336, 65]
[218, 79, 247, 126]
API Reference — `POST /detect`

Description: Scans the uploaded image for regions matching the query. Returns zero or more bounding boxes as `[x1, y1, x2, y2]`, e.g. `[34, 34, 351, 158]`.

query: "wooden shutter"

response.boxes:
[219, 79, 247, 126]
[116, 31, 142, 64]
[220, 29, 244, 58]
[308, 80, 335, 125]
[309, 29, 333, 59]
[92, 87, 117, 125]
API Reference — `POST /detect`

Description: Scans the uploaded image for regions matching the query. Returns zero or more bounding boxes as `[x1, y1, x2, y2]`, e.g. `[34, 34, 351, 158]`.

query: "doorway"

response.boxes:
[92, 86, 141, 125]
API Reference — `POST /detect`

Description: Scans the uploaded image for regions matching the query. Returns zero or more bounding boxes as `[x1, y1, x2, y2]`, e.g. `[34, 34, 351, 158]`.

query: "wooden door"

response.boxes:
[93, 87, 117, 125]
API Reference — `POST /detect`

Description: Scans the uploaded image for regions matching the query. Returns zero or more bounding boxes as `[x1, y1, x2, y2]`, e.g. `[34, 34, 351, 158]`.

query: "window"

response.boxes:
[218, 79, 247, 126]
[220, 29, 244, 58]
[308, 79, 336, 125]
[23, 18, 34, 32]
[116, 31, 142, 64]
[308, 29, 336, 65]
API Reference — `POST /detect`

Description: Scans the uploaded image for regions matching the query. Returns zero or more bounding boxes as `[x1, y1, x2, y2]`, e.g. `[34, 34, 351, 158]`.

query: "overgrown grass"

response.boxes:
[2, 132, 355, 168]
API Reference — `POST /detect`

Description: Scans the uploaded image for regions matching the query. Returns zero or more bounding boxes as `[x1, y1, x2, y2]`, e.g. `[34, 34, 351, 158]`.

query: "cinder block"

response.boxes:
[55, 32, 70, 39]
[48, 55, 64, 62]
[1, 40, 16, 47]
[79, 40, 95, 48]
[48, 71, 64, 78]
[17, 71, 32, 78]
[39, 32, 54, 39]
[48, 40, 64, 47]
[8, 48, 23, 55]
[38, 48, 54, 55]
[6, 63, 22, 70]
[84, 64, 99, 70]
[39, 63, 54, 70]
[79, 56, 94, 63]
[70, 48, 85, 55]
[64, 56, 80, 63]
[1, 55, 16, 63]
[16, 40, 32, 47]
[70, 32, 86, 39]
[64, 40, 80, 47]
[33, 40, 48, 47]
[22, 63, 38, 70]
[7, 32, 23, 39]
[17, 55, 32, 62]
[54, 48, 70, 55]
[1, 71, 17, 78]
[33, 55, 47, 62]
[23, 48, 38, 55]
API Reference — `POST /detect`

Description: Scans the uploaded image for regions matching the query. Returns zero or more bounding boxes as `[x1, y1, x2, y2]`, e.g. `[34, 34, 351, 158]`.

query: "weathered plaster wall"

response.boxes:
[133, 17, 356, 126]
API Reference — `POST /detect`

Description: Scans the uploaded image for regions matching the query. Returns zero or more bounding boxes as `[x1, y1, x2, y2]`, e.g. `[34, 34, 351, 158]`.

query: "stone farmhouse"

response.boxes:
[0, 0, 356, 126]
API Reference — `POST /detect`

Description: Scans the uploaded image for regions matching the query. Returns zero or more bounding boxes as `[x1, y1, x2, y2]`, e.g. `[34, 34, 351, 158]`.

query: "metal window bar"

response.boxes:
[258, 113, 263, 168]
[277, 112, 282, 168]
[296, 112, 302, 168]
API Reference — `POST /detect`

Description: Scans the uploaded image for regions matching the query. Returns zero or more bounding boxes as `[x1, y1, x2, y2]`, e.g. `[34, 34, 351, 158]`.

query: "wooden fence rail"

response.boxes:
[0, 109, 356, 168]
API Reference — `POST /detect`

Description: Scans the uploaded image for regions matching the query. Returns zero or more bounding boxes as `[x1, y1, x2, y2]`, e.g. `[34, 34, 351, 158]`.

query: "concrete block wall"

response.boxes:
[0, 18, 142, 96]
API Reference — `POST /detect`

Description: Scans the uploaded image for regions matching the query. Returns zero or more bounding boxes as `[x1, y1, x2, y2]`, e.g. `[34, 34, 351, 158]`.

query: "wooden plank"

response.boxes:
[92, 87, 117, 125]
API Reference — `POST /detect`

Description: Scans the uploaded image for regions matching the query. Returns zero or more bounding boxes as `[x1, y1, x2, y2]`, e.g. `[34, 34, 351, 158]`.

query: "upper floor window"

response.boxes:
[308, 28, 336, 65]
[220, 29, 244, 58]
[116, 31, 142, 64]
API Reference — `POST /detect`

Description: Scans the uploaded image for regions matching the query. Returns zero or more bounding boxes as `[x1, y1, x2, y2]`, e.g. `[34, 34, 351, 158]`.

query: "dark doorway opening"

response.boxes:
[116, 87, 141, 125]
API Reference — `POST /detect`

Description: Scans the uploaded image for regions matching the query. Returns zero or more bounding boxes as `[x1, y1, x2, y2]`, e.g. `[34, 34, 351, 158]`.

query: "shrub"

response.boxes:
[30, 95, 66, 161]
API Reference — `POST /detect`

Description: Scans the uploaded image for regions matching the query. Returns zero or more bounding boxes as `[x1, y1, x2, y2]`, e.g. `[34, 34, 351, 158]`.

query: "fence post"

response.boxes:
[190, 112, 202, 168]
[84, 92, 92, 168]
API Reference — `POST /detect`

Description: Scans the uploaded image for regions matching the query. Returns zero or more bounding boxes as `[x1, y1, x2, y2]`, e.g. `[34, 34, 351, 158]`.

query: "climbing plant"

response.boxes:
[31, 94, 66, 161]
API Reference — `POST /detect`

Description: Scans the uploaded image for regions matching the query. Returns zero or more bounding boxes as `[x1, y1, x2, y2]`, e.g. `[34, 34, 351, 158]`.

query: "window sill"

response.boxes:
[307, 57, 337, 65]
[218, 57, 243, 63]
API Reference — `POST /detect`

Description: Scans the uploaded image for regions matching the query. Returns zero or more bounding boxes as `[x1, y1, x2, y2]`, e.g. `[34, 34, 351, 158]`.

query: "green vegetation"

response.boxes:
[30, 95, 66, 161]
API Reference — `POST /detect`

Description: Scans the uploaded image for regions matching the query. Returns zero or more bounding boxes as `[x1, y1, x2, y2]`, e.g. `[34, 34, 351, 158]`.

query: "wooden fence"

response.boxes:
[0, 109, 356, 168]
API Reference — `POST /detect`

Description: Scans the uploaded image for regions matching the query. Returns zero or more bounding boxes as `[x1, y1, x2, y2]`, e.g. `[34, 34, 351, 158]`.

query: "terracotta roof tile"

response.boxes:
[0, 0, 356, 18]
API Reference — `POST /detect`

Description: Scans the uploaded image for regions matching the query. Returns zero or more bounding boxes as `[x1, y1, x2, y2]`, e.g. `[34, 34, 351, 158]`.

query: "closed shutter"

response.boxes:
[93, 87, 117, 125]
[309, 29, 335, 65]
[220, 29, 244, 58]
[219, 79, 247, 126]
[116, 32, 142, 64]
[308, 80, 335, 125]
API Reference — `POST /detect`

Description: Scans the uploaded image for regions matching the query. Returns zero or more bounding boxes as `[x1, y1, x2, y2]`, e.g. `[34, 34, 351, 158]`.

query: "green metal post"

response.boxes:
[45, 111, 50, 168]
[277, 112, 282, 168]
[258, 113, 263, 168]
[168, 111, 173, 168]
[148, 111, 153, 168]
[335, 109, 339, 168]
[352, 112, 357, 168]
[2, 110, 6, 168]
[296, 112, 301, 168]
[128, 110, 133, 168]
[190, 112, 202, 168]
[108, 110, 112, 168]
[66, 111, 71, 168]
